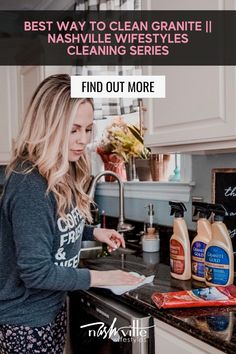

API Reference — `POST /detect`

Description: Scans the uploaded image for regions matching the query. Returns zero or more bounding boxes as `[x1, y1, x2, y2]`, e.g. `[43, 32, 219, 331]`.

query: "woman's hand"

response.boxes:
[90, 270, 144, 287]
[93, 228, 125, 252]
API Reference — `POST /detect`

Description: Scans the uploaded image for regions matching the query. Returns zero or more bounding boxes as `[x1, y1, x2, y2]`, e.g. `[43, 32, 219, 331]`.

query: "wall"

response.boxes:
[191, 153, 236, 202]
[2, 152, 234, 230]
[95, 152, 236, 231]
[96, 192, 194, 231]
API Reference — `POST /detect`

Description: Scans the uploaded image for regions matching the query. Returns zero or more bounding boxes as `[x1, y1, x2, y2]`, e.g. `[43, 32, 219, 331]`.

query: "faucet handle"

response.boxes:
[117, 222, 135, 233]
[85, 175, 94, 194]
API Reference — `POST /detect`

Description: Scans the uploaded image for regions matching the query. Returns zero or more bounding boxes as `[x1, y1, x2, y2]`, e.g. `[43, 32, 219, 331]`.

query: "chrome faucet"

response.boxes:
[87, 171, 134, 233]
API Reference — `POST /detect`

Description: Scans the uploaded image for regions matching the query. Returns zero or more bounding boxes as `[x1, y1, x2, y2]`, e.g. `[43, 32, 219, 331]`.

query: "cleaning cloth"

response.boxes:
[97, 272, 155, 295]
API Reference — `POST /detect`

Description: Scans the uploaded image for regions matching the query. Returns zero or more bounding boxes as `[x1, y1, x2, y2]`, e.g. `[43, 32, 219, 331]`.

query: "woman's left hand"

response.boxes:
[93, 228, 125, 252]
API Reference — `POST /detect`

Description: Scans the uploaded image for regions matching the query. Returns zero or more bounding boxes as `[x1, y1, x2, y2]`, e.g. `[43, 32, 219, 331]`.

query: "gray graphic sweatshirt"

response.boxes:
[0, 166, 94, 327]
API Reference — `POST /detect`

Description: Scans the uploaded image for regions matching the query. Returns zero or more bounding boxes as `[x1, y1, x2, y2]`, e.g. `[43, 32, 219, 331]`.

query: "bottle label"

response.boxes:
[191, 241, 207, 278]
[191, 287, 229, 302]
[170, 239, 185, 274]
[205, 246, 230, 285]
[207, 315, 229, 332]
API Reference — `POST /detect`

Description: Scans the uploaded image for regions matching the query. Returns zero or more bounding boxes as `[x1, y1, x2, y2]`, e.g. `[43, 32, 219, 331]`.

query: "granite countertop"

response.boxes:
[79, 231, 236, 354]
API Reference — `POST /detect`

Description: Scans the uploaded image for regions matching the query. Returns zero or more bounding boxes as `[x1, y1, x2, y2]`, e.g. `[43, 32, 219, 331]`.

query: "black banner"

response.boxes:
[0, 10, 235, 65]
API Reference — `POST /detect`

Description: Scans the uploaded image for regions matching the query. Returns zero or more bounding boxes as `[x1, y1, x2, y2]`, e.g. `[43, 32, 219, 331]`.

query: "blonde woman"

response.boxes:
[0, 74, 142, 354]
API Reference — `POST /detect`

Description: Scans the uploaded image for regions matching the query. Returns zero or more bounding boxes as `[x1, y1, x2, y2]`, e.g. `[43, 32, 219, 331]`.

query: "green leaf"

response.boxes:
[127, 125, 143, 144]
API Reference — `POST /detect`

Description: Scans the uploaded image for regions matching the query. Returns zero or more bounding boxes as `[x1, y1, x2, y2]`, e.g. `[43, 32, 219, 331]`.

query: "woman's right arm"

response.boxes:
[90, 270, 143, 287]
[9, 173, 142, 291]
[9, 174, 91, 291]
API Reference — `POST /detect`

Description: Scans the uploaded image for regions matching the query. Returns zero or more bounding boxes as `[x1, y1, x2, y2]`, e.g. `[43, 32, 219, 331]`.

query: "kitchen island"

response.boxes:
[70, 232, 236, 354]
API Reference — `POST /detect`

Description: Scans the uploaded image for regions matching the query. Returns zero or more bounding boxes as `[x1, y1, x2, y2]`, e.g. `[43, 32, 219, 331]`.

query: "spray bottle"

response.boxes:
[191, 202, 212, 282]
[205, 204, 234, 286]
[169, 201, 191, 280]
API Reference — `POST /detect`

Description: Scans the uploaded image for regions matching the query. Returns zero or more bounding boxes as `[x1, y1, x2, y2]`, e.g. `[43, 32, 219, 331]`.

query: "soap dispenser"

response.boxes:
[205, 204, 234, 287]
[142, 227, 160, 252]
[169, 201, 191, 280]
[142, 204, 160, 252]
[144, 203, 155, 232]
[191, 202, 212, 282]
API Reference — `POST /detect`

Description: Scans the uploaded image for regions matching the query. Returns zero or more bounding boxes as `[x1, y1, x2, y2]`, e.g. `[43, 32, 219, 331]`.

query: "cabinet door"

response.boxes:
[143, 0, 236, 152]
[18, 66, 73, 119]
[154, 319, 224, 354]
[0, 66, 18, 163]
[0, 66, 73, 164]
[44, 66, 73, 77]
[17, 66, 45, 121]
[0, 66, 44, 164]
[144, 66, 236, 148]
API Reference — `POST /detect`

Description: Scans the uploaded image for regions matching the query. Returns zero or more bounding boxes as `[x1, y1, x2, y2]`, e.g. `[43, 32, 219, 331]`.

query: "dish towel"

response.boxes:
[97, 272, 155, 295]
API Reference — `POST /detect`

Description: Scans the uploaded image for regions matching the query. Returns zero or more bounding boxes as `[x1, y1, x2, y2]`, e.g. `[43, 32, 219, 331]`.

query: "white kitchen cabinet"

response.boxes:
[0, 66, 44, 164]
[17, 66, 45, 123]
[143, 0, 236, 153]
[0, 66, 45, 164]
[44, 66, 73, 78]
[17, 66, 73, 120]
[0, 65, 73, 164]
[0, 66, 19, 163]
[144, 66, 236, 153]
[154, 319, 224, 354]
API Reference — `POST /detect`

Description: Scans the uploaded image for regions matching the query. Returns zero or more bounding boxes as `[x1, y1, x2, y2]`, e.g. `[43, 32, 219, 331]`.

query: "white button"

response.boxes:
[71, 75, 165, 98]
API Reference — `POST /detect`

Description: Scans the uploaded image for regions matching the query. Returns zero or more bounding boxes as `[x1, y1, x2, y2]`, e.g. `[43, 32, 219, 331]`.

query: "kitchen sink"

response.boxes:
[80, 241, 102, 259]
[80, 241, 136, 259]
[82, 255, 156, 276]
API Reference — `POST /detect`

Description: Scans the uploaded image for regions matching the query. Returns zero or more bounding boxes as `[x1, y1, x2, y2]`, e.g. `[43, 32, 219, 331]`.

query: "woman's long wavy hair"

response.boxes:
[7, 74, 93, 222]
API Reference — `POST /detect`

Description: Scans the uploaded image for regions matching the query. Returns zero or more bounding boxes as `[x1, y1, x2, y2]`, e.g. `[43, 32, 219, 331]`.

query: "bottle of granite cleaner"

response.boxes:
[191, 202, 212, 282]
[205, 204, 234, 287]
[169, 201, 191, 280]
